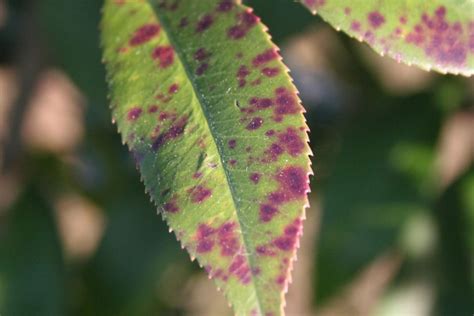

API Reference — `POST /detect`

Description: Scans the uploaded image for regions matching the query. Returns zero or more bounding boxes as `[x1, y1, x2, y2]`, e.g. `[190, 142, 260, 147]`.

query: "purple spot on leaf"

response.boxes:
[130, 24, 160, 46]
[188, 185, 212, 203]
[368, 11, 385, 29]
[246, 117, 263, 130]
[127, 107, 142, 121]
[196, 14, 214, 32]
[250, 173, 261, 184]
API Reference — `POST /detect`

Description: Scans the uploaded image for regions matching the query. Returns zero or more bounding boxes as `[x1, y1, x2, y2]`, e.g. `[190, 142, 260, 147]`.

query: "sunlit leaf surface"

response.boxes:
[299, 0, 474, 76]
[101, 1, 311, 314]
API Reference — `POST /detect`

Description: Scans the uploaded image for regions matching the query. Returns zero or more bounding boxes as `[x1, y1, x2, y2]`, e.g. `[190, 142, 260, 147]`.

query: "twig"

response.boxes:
[1, 0, 45, 173]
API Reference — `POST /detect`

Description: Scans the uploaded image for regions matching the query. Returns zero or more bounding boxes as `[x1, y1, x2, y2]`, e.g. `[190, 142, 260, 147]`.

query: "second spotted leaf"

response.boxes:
[300, 0, 474, 76]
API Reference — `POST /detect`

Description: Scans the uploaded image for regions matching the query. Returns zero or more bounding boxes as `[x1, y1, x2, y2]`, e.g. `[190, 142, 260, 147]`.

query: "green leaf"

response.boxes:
[299, 0, 474, 76]
[0, 185, 65, 315]
[101, 1, 311, 315]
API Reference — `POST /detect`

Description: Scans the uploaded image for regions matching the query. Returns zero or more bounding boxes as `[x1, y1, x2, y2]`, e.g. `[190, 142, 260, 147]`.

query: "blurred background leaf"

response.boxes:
[0, 184, 65, 315]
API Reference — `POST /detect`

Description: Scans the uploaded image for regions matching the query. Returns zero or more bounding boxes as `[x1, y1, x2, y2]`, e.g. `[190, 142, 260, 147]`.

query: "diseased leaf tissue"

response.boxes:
[300, 0, 474, 75]
[102, 0, 311, 315]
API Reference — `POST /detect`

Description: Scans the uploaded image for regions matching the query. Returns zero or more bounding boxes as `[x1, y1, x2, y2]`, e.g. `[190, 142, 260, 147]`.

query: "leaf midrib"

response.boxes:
[150, 2, 265, 314]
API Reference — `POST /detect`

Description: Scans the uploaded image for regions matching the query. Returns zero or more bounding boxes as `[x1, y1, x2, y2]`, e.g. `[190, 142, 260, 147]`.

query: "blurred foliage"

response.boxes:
[1, 0, 473, 315]
[433, 167, 474, 315]
[313, 95, 442, 302]
[0, 184, 65, 315]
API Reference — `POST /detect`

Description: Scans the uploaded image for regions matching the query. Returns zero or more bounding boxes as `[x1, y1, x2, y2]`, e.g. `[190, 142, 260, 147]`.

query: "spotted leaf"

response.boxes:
[101, 0, 311, 315]
[299, 0, 474, 76]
